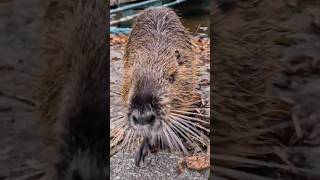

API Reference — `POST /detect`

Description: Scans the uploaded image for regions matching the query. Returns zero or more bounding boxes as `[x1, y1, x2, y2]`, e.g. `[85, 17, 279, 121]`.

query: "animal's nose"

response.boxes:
[131, 110, 156, 125]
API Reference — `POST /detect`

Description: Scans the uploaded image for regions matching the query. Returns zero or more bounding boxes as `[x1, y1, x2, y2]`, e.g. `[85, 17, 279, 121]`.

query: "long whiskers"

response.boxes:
[170, 111, 210, 125]
[110, 106, 210, 156]
[171, 110, 210, 118]
[168, 116, 209, 147]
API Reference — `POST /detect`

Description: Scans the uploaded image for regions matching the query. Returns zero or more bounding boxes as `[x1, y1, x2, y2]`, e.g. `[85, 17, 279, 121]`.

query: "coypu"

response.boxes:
[35, 0, 107, 179]
[110, 7, 209, 166]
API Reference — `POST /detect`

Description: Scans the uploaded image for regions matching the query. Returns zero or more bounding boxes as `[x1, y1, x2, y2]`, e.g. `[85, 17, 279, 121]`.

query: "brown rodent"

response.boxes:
[36, 0, 107, 179]
[117, 7, 209, 166]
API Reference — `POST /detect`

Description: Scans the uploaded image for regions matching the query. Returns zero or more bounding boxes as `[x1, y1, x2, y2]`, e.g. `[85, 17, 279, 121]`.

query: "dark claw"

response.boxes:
[134, 138, 149, 166]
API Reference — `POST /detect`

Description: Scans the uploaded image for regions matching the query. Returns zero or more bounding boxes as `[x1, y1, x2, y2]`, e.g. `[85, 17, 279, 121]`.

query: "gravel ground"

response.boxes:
[110, 152, 209, 180]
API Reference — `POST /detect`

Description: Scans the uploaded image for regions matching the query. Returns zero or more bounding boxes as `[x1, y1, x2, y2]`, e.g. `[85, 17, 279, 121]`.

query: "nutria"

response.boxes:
[36, 0, 107, 179]
[110, 7, 209, 166]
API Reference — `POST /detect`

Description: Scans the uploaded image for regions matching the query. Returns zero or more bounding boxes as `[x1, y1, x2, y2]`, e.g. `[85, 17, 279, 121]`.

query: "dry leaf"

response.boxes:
[185, 154, 210, 171]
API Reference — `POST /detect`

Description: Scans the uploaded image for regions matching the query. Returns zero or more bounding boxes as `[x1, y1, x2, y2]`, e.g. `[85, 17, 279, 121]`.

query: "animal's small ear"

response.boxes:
[174, 50, 183, 65]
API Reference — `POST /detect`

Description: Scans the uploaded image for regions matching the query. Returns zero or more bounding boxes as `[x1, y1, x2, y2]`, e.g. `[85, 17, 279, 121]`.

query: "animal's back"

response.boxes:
[126, 7, 191, 53]
[121, 7, 195, 104]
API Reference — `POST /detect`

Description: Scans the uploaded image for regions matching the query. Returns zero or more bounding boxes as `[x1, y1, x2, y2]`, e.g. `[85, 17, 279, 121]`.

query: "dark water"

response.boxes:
[112, 0, 210, 35]
[172, 0, 210, 35]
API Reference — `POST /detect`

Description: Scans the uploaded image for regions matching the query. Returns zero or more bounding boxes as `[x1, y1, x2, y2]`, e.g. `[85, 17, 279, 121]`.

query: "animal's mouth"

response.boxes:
[127, 104, 162, 135]
[131, 125, 152, 137]
[132, 113, 156, 126]
[129, 115, 162, 137]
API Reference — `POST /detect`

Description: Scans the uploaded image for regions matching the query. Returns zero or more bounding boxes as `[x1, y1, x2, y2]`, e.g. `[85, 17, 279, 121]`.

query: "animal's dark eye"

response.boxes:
[175, 50, 180, 59]
[175, 50, 183, 65]
[168, 73, 176, 83]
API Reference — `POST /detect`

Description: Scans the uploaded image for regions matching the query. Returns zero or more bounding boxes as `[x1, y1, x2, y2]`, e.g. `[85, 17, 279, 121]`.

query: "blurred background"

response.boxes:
[110, 0, 210, 35]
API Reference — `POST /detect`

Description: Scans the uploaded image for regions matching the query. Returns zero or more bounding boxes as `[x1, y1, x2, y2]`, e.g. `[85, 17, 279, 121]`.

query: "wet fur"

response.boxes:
[36, 0, 107, 179]
[117, 7, 208, 161]
[121, 7, 197, 105]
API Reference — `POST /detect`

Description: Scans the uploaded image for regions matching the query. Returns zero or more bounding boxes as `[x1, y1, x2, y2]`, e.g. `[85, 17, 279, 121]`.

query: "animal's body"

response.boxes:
[118, 7, 209, 166]
[36, 0, 107, 179]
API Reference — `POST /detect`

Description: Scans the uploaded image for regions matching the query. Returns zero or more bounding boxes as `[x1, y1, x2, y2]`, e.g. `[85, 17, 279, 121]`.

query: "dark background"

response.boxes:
[212, 0, 320, 179]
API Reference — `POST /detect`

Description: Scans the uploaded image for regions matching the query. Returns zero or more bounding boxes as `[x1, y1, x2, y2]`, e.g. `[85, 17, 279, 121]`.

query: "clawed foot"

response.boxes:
[134, 138, 149, 166]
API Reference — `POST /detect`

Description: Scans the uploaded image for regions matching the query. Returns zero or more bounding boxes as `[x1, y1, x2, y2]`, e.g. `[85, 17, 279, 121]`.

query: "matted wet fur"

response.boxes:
[111, 7, 209, 166]
[35, 0, 107, 179]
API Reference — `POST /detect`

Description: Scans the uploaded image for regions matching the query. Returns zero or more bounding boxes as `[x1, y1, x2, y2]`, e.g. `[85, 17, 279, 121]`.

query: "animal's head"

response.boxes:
[115, 7, 209, 154]
[123, 49, 195, 138]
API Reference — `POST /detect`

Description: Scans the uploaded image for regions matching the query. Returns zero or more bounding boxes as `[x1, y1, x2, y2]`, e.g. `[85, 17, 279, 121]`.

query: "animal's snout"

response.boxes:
[129, 80, 158, 126]
[131, 109, 156, 125]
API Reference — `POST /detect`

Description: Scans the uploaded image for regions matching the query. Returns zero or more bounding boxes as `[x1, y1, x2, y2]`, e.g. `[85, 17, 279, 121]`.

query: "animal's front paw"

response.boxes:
[134, 138, 149, 166]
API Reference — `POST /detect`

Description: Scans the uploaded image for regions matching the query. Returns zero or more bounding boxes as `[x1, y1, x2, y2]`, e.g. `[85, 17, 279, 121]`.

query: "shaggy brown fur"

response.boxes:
[111, 7, 209, 165]
[120, 7, 197, 106]
[35, 0, 107, 179]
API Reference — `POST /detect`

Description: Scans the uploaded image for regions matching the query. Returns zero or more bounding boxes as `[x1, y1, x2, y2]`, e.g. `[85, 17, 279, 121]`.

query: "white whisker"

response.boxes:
[168, 117, 204, 151]
[161, 126, 175, 152]
[169, 116, 208, 146]
[111, 115, 125, 120]
[171, 110, 209, 118]
[163, 121, 189, 155]
[170, 114, 209, 132]
[121, 129, 132, 151]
